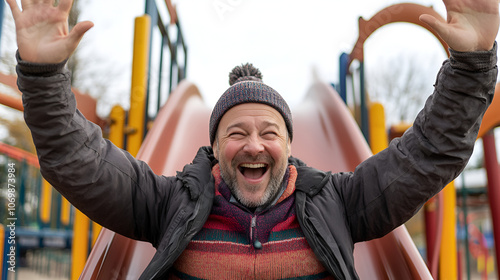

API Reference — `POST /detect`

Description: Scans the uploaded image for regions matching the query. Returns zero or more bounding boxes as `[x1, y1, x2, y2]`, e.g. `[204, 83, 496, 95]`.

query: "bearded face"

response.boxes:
[218, 146, 289, 208]
[213, 103, 291, 208]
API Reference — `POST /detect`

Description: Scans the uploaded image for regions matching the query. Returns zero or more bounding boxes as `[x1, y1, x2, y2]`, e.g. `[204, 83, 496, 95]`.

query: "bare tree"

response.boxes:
[0, 7, 19, 75]
[366, 51, 443, 126]
[0, 0, 120, 148]
[0, 111, 35, 153]
[65, 0, 127, 116]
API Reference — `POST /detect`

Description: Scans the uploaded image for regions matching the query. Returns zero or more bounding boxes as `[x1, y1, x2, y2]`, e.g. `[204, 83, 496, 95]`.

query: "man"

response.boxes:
[6, 0, 499, 279]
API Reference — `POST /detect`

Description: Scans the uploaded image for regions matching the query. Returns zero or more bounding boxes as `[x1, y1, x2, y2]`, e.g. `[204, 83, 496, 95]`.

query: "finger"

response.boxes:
[32, 0, 53, 5]
[58, 0, 74, 13]
[420, 14, 449, 38]
[19, 0, 47, 11]
[21, 0, 45, 7]
[66, 20, 94, 50]
[5, 0, 22, 19]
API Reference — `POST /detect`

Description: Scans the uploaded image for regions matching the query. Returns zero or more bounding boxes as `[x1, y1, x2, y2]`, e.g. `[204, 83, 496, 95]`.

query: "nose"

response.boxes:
[242, 134, 264, 156]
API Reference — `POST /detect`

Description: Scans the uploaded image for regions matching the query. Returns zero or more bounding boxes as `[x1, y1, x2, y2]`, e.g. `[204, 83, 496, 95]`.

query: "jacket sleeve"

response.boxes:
[335, 44, 498, 243]
[16, 53, 178, 245]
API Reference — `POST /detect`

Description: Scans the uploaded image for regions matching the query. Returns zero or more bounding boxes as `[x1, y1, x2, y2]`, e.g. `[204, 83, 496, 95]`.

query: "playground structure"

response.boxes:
[0, 61, 107, 278]
[0, 1, 499, 279]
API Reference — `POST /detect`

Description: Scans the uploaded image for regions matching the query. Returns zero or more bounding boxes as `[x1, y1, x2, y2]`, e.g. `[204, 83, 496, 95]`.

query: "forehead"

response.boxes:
[218, 103, 286, 129]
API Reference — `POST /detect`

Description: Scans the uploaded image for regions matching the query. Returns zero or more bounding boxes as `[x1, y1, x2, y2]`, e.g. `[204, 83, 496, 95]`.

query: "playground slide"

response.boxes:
[80, 80, 433, 279]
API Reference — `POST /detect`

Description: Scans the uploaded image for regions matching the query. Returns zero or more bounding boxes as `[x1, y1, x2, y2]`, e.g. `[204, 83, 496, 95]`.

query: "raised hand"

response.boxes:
[420, 0, 499, 52]
[6, 0, 94, 63]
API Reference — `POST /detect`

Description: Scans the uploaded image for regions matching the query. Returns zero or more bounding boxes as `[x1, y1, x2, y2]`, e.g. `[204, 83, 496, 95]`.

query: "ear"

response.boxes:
[212, 141, 219, 160]
[287, 139, 292, 158]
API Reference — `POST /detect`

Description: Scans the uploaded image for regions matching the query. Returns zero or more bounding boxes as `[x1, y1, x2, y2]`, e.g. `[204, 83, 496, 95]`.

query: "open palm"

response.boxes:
[6, 0, 93, 63]
[420, 0, 499, 52]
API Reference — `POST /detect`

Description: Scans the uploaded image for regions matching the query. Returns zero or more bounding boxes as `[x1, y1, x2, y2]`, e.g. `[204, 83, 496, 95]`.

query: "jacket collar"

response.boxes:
[289, 157, 331, 197]
[176, 146, 216, 200]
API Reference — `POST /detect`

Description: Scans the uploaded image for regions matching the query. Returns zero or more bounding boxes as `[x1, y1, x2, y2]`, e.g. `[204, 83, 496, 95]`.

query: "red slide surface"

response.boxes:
[81, 80, 432, 279]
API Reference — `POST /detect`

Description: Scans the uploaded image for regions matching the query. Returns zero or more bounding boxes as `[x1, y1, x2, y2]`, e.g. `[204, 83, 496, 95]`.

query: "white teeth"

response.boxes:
[240, 163, 266, 168]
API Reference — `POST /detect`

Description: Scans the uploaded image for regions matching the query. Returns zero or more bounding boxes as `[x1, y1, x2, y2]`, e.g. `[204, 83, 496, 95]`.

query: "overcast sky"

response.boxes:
[74, 0, 464, 113]
[2, 0, 499, 118]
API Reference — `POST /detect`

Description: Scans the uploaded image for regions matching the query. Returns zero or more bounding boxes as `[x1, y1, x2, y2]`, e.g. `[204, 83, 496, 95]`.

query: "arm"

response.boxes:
[8, 0, 174, 245]
[342, 45, 497, 242]
[17, 59, 180, 244]
[340, 0, 499, 242]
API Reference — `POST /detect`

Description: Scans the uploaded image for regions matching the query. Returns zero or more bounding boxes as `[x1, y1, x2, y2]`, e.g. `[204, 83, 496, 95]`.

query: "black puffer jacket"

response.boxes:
[17, 44, 497, 279]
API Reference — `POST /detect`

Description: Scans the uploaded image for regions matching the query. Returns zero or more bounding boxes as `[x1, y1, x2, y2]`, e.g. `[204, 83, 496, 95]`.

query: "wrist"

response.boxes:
[449, 42, 497, 72]
[16, 50, 68, 77]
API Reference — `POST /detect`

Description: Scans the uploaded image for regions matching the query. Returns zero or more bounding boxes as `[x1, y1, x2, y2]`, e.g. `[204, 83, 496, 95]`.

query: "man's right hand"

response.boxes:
[420, 0, 499, 52]
[6, 0, 93, 64]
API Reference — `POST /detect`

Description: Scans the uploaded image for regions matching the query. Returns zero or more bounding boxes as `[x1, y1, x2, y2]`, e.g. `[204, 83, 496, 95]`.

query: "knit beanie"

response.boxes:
[209, 63, 293, 146]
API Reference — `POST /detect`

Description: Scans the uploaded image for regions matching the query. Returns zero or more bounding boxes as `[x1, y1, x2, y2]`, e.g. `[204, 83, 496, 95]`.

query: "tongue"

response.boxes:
[243, 167, 265, 179]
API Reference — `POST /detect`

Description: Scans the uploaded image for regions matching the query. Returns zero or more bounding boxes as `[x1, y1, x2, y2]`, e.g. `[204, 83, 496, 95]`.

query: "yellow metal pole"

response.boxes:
[439, 181, 457, 279]
[71, 209, 89, 280]
[369, 102, 388, 154]
[40, 179, 52, 224]
[109, 105, 126, 149]
[127, 15, 151, 157]
[60, 197, 71, 226]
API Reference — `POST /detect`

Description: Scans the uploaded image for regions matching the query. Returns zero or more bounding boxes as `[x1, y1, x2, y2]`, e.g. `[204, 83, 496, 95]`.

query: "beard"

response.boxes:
[218, 153, 288, 209]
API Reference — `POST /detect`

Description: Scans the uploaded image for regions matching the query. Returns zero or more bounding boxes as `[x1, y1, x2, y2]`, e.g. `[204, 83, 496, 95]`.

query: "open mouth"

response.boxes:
[238, 163, 269, 180]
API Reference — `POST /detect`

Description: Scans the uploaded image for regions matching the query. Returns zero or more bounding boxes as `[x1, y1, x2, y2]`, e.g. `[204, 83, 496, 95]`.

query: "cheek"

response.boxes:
[219, 141, 241, 162]
[267, 141, 290, 161]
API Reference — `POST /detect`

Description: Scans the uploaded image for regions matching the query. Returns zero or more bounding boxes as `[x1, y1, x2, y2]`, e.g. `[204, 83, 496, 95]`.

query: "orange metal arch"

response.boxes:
[164, 0, 178, 24]
[0, 72, 20, 91]
[478, 84, 500, 139]
[0, 142, 39, 167]
[0, 92, 23, 111]
[0, 72, 23, 111]
[0, 72, 106, 127]
[348, 3, 449, 66]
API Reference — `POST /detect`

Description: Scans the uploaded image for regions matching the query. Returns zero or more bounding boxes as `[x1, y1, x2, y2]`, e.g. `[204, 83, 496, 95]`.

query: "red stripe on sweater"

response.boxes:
[202, 214, 245, 231]
[271, 213, 301, 232]
[186, 236, 311, 254]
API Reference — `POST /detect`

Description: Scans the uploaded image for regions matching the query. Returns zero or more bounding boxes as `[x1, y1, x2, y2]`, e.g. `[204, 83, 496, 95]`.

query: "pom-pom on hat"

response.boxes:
[209, 63, 293, 146]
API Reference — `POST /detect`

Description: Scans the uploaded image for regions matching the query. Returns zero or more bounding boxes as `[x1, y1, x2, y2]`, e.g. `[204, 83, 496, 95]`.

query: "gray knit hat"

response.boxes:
[209, 63, 293, 145]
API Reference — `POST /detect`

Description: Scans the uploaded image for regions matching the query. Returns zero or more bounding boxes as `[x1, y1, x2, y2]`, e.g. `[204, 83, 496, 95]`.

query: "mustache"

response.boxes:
[231, 154, 274, 166]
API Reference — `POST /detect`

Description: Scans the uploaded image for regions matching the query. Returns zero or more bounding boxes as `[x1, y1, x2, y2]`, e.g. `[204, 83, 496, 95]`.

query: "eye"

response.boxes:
[229, 132, 243, 136]
[228, 131, 246, 138]
[262, 130, 279, 139]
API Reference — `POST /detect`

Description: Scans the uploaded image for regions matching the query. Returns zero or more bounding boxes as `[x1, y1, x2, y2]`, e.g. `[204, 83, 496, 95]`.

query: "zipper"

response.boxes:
[303, 216, 342, 279]
[152, 199, 204, 279]
[251, 215, 262, 249]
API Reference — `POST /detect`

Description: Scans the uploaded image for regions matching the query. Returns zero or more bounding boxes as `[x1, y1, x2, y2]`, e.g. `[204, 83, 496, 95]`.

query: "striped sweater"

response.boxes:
[170, 165, 333, 279]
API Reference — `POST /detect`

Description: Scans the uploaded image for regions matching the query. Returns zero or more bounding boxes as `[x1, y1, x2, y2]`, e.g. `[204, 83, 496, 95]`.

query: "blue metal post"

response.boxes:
[338, 53, 349, 104]
[19, 161, 27, 226]
[359, 62, 370, 143]
[157, 35, 165, 114]
[2, 225, 9, 280]
[143, 0, 157, 137]
[0, 0, 4, 54]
